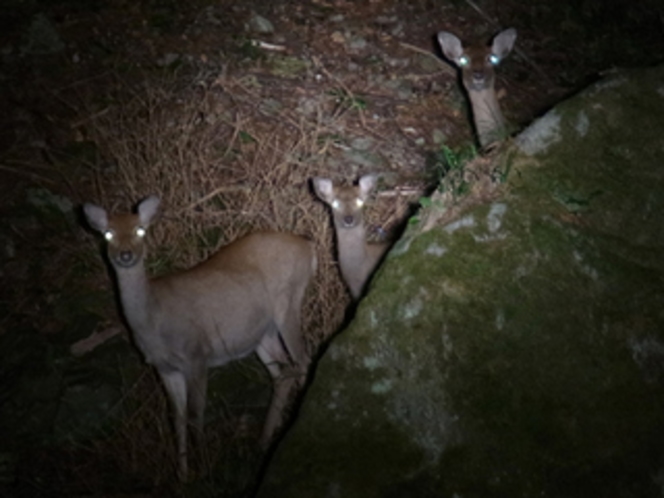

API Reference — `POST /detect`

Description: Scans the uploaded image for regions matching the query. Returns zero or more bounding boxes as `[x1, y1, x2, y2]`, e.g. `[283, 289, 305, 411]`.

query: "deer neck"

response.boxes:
[335, 223, 370, 273]
[467, 87, 506, 148]
[114, 260, 156, 333]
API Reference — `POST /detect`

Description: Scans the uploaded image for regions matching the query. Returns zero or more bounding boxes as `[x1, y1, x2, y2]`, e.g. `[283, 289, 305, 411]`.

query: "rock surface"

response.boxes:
[258, 65, 664, 497]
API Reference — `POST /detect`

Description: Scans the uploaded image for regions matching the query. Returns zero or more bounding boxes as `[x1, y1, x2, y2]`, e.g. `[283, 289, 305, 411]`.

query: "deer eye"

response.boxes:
[135, 227, 146, 237]
[331, 200, 340, 210]
[355, 199, 364, 208]
[488, 54, 500, 65]
[458, 55, 470, 67]
[103, 230, 114, 241]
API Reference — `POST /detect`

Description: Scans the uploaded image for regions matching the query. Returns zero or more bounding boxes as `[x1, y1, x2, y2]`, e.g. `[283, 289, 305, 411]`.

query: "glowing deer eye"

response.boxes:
[355, 199, 364, 208]
[331, 200, 340, 210]
[135, 227, 146, 237]
[489, 54, 500, 65]
[458, 55, 470, 67]
[103, 230, 114, 241]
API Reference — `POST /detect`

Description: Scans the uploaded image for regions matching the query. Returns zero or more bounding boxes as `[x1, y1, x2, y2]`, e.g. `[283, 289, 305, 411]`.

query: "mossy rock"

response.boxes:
[258, 65, 664, 497]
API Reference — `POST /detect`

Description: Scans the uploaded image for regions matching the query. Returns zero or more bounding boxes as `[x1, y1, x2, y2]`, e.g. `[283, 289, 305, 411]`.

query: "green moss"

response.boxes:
[268, 55, 310, 78]
[259, 66, 664, 497]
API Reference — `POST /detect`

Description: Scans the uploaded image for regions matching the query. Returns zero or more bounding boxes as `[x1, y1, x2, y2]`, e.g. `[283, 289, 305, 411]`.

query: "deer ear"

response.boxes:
[312, 178, 334, 203]
[492, 28, 517, 59]
[83, 203, 108, 233]
[437, 31, 464, 63]
[137, 195, 161, 226]
[358, 174, 378, 197]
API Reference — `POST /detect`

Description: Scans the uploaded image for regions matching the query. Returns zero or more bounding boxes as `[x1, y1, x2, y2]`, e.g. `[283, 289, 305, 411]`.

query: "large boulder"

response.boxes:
[258, 65, 664, 497]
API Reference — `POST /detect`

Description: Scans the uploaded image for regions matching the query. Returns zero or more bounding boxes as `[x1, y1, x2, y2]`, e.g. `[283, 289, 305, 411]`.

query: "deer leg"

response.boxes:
[187, 359, 208, 458]
[159, 369, 189, 481]
[256, 333, 300, 448]
[274, 287, 308, 366]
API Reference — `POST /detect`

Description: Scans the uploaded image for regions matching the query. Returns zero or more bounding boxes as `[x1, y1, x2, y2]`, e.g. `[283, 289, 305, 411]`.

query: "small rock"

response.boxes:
[1, 237, 16, 260]
[348, 37, 367, 51]
[375, 16, 398, 25]
[382, 78, 413, 100]
[432, 129, 447, 145]
[331, 31, 345, 44]
[259, 98, 282, 116]
[385, 57, 409, 68]
[21, 13, 65, 55]
[296, 97, 319, 117]
[26, 188, 73, 214]
[248, 14, 274, 34]
[269, 55, 309, 78]
[391, 24, 404, 37]
[343, 150, 385, 169]
[156, 53, 179, 67]
[350, 137, 374, 151]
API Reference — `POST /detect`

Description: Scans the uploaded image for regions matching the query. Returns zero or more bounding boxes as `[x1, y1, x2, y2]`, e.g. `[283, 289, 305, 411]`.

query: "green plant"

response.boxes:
[434, 144, 477, 200]
[493, 150, 515, 184]
[328, 88, 368, 111]
[413, 144, 481, 225]
[239, 130, 256, 144]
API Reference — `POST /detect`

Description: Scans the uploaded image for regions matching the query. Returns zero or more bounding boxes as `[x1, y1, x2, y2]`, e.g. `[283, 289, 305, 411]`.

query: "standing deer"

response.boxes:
[83, 195, 316, 481]
[312, 174, 389, 300]
[437, 28, 517, 150]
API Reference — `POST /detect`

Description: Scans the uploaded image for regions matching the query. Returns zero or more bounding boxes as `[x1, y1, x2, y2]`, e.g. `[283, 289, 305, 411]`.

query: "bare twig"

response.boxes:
[251, 40, 287, 52]
[377, 186, 424, 197]
[399, 42, 456, 76]
[0, 163, 57, 184]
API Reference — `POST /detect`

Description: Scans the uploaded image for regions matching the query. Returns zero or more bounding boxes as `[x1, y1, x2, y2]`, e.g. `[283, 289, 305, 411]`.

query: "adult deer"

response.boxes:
[437, 28, 517, 150]
[83, 196, 316, 481]
[312, 174, 389, 300]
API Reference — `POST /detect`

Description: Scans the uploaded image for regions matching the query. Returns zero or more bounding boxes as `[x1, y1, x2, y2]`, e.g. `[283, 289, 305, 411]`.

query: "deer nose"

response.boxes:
[119, 251, 134, 264]
[472, 70, 486, 81]
[343, 215, 355, 227]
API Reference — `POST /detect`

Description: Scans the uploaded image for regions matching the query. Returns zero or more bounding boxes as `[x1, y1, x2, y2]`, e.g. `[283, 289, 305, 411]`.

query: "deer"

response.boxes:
[437, 28, 517, 150]
[83, 195, 317, 481]
[312, 174, 389, 300]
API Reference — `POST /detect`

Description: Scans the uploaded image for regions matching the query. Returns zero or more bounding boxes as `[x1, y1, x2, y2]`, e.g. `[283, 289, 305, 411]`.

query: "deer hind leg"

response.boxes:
[159, 369, 189, 481]
[274, 283, 309, 366]
[256, 331, 302, 448]
[187, 359, 208, 459]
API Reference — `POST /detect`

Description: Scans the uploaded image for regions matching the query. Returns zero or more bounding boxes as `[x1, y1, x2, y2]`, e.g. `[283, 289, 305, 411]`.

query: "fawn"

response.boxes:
[312, 174, 389, 300]
[437, 28, 517, 150]
[83, 195, 317, 481]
